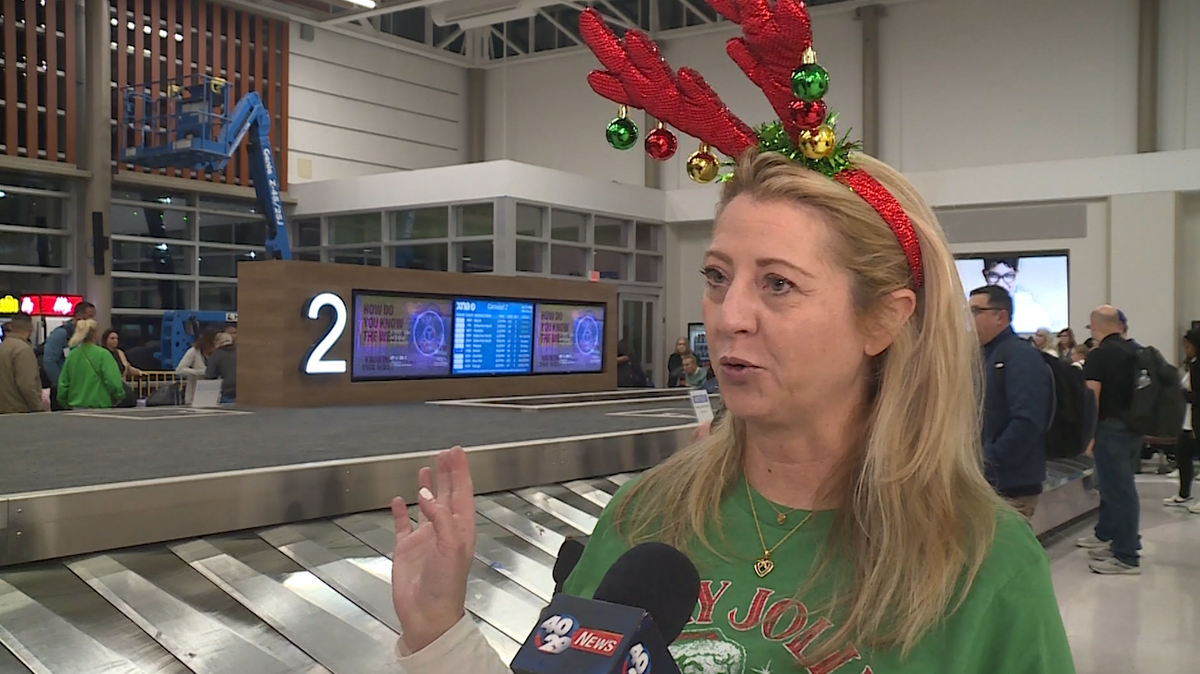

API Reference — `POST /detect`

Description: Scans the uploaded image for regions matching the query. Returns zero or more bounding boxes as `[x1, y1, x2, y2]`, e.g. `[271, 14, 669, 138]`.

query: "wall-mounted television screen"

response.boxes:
[687, 322, 710, 367]
[352, 292, 453, 380]
[452, 298, 535, 376]
[954, 253, 1069, 334]
[533, 303, 606, 374]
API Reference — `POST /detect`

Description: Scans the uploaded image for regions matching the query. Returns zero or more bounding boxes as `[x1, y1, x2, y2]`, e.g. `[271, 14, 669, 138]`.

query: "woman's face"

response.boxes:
[105, 332, 118, 349]
[675, 339, 687, 353]
[702, 195, 873, 425]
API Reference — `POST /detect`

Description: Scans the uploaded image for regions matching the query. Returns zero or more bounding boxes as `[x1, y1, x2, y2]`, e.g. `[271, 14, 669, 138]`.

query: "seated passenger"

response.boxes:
[678, 353, 709, 389]
[204, 332, 237, 404]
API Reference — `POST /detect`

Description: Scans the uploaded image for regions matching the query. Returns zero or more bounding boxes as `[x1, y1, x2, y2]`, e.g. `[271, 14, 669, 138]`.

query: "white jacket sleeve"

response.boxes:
[395, 614, 513, 674]
[174, 348, 206, 378]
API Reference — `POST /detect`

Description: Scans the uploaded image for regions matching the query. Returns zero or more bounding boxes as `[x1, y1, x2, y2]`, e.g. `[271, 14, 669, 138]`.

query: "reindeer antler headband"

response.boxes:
[580, 0, 923, 288]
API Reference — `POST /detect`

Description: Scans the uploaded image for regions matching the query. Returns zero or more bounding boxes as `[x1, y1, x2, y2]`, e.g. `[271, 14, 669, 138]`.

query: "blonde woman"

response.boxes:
[387, 149, 1075, 674]
[57, 319, 126, 410]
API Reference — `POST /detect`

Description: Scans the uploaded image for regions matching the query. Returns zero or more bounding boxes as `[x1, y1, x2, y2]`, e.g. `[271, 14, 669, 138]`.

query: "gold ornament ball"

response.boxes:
[686, 150, 720, 183]
[799, 124, 837, 160]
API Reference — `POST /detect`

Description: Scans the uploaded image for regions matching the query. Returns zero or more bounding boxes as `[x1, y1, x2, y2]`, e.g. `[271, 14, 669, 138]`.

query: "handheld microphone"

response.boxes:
[553, 538, 587, 595]
[512, 542, 700, 674]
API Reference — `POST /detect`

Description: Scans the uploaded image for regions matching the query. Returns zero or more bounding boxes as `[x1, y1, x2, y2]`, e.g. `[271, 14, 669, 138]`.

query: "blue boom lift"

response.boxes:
[120, 74, 291, 368]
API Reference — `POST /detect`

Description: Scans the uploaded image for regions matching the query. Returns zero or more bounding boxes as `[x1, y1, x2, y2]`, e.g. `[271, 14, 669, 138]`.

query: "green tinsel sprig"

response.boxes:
[716, 114, 861, 183]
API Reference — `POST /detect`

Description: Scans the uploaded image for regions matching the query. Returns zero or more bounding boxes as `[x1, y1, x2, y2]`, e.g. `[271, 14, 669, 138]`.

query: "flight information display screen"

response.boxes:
[451, 298, 535, 376]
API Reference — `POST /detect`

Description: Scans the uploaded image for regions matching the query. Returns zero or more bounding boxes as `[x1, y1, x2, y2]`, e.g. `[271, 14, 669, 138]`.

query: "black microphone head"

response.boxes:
[552, 538, 587, 594]
[591, 542, 700, 644]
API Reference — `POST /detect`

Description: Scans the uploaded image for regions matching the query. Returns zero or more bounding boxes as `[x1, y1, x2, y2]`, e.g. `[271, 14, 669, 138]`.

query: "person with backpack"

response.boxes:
[1075, 305, 1185, 574]
[969, 286, 1053, 520]
[1163, 329, 1199, 511]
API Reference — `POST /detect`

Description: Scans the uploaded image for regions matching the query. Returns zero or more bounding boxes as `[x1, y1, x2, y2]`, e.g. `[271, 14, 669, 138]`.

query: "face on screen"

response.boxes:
[983, 261, 1017, 293]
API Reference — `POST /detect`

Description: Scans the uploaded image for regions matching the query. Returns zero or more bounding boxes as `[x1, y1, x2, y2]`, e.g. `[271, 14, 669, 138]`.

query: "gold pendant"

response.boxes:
[776, 513, 786, 525]
[754, 556, 774, 578]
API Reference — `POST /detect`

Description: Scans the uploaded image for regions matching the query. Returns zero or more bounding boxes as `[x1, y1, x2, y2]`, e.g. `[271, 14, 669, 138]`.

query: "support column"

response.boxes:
[1136, 0, 1159, 153]
[79, 0, 112, 329]
[856, 5, 883, 157]
[466, 68, 486, 163]
[1109, 192, 1179, 358]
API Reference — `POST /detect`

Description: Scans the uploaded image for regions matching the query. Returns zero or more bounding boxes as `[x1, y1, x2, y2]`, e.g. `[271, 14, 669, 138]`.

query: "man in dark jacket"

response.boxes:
[970, 286, 1053, 519]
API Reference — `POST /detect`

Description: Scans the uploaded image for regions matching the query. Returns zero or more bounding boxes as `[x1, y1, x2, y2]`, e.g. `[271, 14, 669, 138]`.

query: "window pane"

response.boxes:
[329, 248, 382, 266]
[296, 218, 321, 247]
[390, 207, 448, 240]
[112, 203, 193, 240]
[113, 240, 195, 275]
[110, 315, 164, 352]
[113, 277, 190, 310]
[458, 241, 493, 273]
[594, 249, 628, 280]
[0, 172, 70, 191]
[200, 247, 264, 278]
[112, 188, 189, 206]
[198, 282, 238, 311]
[635, 223, 660, 252]
[198, 212, 268, 246]
[0, 270, 62, 294]
[635, 254, 661, 283]
[515, 204, 544, 237]
[391, 243, 448, 271]
[516, 239, 545, 273]
[594, 216, 628, 247]
[457, 203, 494, 237]
[0, 192, 65, 229]
[551, 210, 586, 242]
[0, 231, 65, 267]
[551, 244, 587, 277]
[328, 213, 382, 245]
[198, 195, 261, 215]
[295, 250, 321, 262]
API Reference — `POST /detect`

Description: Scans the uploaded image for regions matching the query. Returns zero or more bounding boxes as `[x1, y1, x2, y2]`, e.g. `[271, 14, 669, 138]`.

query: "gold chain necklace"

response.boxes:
[765, 500, 797, 525]
[746, 478, 815, 578]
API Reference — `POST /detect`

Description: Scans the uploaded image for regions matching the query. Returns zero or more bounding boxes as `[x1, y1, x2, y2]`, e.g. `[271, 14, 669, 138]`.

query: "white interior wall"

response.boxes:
[1179, 195, 1200, 331]
[287, 25, 468, 185]
[483, 0, 1198, 185]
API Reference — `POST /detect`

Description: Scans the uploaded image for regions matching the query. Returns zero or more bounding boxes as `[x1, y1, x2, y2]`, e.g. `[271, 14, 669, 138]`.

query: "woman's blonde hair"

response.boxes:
[612, 150, 998, 660]
[67, 318, 98, 348]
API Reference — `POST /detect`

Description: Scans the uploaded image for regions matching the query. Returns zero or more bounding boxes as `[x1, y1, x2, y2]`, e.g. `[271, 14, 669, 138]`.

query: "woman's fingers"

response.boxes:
[416, 485, 457, 547]
[443, 446, 475, 516]
[391, 497, 414, 541]
[435, 449, 453, 504]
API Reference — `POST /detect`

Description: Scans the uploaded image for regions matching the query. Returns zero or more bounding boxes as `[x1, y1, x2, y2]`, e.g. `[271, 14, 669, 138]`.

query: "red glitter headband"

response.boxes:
[579, 0, 924, 288]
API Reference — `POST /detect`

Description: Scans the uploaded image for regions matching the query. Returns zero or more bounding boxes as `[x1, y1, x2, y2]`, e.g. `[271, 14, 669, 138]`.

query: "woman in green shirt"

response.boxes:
[57, 319, 126, 410]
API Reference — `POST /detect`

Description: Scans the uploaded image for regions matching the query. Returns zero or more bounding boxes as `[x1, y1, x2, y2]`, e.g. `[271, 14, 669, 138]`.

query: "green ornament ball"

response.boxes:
[791, 63, 830, 102]
[606, 117, 638, 151]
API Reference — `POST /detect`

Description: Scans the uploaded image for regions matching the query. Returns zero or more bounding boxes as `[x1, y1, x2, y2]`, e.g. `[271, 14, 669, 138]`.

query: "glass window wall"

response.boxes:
[0, 179, 72, 298]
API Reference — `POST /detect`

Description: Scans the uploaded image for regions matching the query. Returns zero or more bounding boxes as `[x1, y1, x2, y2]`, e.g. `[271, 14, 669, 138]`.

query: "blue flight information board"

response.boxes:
[452, 298, 535, 375]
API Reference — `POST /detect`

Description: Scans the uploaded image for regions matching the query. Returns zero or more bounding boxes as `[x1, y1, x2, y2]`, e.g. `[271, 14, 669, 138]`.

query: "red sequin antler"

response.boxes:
[579, 8, 758, 159]
[707, 0, 813, 141]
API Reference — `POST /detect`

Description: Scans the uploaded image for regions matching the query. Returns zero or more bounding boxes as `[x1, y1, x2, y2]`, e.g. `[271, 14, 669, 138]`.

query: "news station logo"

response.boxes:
[624, 642, 650, 674]
[533, 614, 625, 658]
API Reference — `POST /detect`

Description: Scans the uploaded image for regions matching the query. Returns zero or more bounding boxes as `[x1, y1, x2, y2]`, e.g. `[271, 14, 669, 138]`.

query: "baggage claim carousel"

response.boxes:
[0, 390, 1098, 674]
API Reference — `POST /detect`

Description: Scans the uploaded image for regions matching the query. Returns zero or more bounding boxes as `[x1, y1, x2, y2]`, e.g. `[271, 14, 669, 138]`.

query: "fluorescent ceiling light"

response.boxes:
[343, 0, 378, 7]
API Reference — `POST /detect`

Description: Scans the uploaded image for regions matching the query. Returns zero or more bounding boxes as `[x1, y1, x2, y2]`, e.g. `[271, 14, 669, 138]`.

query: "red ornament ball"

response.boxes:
[789, 99, 827, 131]
[645, 127, 678, 161]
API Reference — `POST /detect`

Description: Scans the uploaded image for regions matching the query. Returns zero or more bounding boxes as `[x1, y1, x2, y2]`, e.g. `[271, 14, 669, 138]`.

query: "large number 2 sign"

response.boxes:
[303, 292, 348, 375]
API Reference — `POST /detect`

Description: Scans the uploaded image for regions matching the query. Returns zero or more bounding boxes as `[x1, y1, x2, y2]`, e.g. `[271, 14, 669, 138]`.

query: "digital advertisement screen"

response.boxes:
[687, 322, 710, 366]
[955, 253, 1070, 334]
[452, 298, 534, 376]
[533, 303, 605, 374]
[352, 293, 453, 380]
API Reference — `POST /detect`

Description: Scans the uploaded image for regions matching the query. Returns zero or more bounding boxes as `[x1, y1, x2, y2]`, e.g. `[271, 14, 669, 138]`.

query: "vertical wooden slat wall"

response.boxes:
[110, 0, 289, 190]
[0, 0, 74, 161]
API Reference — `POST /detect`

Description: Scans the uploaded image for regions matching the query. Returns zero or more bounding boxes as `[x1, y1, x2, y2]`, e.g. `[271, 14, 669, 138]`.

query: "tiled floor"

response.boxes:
[1048, 473, 1200, 674]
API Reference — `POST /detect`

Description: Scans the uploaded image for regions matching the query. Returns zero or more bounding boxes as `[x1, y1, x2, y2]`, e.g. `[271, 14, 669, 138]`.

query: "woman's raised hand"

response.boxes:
[390, 446, 477, 653]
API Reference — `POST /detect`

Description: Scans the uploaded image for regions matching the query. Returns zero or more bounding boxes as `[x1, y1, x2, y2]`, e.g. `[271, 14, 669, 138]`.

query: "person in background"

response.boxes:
[981, 257, 1052, 334]
[102, 329, 144, 380]
[224, 324, 237, 343]
[57, 319, 125, 410]
[970, 285, 1053, 520]
[0, 314, 45, 414]
[1070, 344, 1089, 369]
[679, 353, 708, 389]
[176, 328, 218, 379]
[1164, 329, 1200, 511]
[1084, 337, 1098, 350]
[1057, 328, 1077, 359]
[667, 337, 689, 379]
[388, 150, 1074, 673]
[1032, 328, 1059, 357]
[1076, 305, 1142, 574]
[205, 332, 237, 404]
[42, 301, 96, 411]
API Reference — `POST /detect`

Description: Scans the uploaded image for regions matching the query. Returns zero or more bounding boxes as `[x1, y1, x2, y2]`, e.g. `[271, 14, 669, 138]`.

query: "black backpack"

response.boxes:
[1124, 344, 1186, 440]
[1000, 343, 1092, 459]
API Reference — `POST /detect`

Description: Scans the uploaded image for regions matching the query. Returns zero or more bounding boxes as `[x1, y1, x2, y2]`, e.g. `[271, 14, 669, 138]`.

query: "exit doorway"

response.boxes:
[618, 292, 661, 386]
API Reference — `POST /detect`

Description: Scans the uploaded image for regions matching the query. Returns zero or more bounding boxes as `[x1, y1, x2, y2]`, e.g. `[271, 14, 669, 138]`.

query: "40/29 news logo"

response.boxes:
[624, 642, 650, 674]
[534, 614, 578, 654]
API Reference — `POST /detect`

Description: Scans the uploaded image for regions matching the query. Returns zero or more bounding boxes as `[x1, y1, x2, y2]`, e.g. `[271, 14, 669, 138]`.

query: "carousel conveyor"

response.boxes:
[0, 471, 643, 674]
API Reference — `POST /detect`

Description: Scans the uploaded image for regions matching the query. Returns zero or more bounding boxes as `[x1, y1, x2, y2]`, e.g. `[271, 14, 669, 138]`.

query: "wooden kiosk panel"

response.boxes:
[236, 261, 618, 408]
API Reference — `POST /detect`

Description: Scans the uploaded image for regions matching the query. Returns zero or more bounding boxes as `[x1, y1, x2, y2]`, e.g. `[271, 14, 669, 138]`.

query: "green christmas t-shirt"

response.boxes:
[562, 477, 1076, 674]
